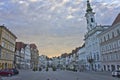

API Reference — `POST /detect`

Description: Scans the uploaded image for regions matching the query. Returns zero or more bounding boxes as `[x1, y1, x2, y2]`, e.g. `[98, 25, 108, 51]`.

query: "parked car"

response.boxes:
[0, 69, 14, 77]
[112, 70, 120, 77]
[9, 68, 19, 75]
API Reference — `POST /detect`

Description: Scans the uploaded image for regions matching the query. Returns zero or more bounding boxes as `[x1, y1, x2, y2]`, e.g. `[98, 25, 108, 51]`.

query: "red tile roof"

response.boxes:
[30, 44, 37, 49]
[15, 42, 25, 51]
[112, 13, 120, 26]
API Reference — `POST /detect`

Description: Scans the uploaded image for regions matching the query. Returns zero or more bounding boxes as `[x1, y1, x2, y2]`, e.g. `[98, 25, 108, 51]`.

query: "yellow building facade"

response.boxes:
[0, 26, 17, 69]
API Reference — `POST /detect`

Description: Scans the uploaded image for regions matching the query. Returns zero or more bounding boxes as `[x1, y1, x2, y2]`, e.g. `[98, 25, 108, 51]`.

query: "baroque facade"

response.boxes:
[0, 25, 17, 69]
[84, 0, 110, 71]
[98, 13, 120, 71]
[77, 44, 86, 71]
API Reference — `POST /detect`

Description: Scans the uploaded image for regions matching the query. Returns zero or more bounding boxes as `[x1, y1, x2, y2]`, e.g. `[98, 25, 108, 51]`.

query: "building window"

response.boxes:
[118, 40, 120, 47]
[100, 39, 102, 43]
[97, 54, 99, 61]
[108, 34, 110, 40]
[107, 65, 110, 71]
[98, 64, 100, 69]
[104, 65, 106, 71]
[91, 18, 94, 22]
[112, 32, 115, 38]
[116, 54, 118, 60]
[117, 29, 120, 35]
[109, 44, 111, 50]
[94, 54, 96, 60]
[1, 42, 5, 47]
[107, 55, 109, 61]
[104, 36, 106, 42]
[90, 24, 92, 27]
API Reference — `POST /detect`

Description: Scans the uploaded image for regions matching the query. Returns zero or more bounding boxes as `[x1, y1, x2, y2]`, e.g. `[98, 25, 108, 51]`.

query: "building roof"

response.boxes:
[30, 44, 37, 49]
[15, 42, 25, 51]
[112, 13, 120, 26]
[0, 25, 17, 39]
[61, 53, 68, 58]
[97, 13, 120, 37]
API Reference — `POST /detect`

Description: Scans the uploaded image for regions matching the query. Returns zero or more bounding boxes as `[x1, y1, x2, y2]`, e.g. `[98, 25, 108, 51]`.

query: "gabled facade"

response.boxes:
[15, 42, 25, 69]
[15, 42, 32, 69]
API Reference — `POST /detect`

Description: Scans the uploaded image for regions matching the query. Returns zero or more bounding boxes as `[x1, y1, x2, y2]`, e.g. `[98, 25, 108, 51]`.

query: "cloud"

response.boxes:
[66, 15, 74, 19]
[0, 0, 119, 57]
[29, 0, 38, 2]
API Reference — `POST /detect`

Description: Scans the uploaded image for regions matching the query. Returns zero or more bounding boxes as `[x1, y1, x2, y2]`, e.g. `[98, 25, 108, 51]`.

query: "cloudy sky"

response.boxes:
[0, 0, 120, 57]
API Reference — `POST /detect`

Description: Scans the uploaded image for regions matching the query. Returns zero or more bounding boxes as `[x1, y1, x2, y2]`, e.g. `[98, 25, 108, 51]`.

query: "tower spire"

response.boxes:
[86, 0, 92, 12]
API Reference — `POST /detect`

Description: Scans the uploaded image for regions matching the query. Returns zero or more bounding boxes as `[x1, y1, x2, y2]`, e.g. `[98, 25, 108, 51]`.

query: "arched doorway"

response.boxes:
[107, 65, 110, 71]
[117, 65, 120, 70]
[2, 63, 4, 69]
[5, 63, 7, 69]
[111, 65, 115, 71]
[104, 65, 106, 71]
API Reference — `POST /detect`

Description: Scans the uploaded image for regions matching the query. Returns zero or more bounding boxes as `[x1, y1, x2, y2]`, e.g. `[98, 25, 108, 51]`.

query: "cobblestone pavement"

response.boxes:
[1, 76, 21, 80]
[1, 69, 120, 80]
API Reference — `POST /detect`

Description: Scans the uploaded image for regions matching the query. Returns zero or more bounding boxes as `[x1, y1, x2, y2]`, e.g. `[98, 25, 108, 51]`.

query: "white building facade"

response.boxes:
[98, 13, 120, 71]
[84, 0, 109, 71]
[15, 42, 26, 69]
[24, 44, 31, 69]
[39, 55, 48, 68]
[77, 44, 87, 71]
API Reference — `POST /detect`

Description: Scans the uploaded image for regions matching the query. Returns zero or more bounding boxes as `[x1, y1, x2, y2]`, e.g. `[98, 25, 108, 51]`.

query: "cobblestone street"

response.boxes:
[2, 69, 120, 80]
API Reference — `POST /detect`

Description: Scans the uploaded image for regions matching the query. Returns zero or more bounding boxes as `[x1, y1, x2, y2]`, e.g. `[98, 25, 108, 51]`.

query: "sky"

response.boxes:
[0, 0, 120, 57]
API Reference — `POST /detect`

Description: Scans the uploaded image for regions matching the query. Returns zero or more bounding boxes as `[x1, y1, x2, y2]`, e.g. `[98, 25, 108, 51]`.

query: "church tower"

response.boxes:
[85, 0, 97, 32]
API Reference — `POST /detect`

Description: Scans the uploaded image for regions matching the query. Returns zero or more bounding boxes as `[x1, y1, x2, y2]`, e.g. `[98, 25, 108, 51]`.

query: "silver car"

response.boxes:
[112, 70, 120, 77]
